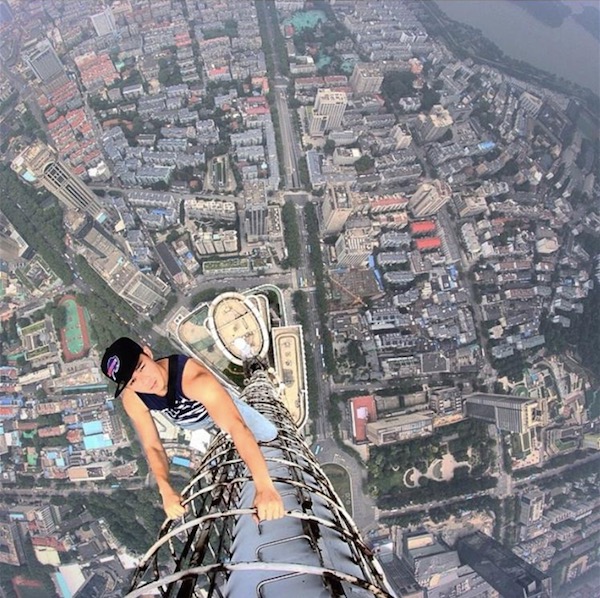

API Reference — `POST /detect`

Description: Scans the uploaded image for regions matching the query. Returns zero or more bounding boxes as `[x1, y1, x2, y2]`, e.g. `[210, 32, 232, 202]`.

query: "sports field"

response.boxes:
[58, 295, 91, 361]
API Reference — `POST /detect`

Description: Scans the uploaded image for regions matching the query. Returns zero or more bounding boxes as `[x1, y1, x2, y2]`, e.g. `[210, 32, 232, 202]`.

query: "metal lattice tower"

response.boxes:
[125, 363, 395, 597]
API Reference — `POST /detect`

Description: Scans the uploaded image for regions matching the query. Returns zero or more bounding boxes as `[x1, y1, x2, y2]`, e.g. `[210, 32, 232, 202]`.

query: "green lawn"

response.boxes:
[322, 463, 352, 515]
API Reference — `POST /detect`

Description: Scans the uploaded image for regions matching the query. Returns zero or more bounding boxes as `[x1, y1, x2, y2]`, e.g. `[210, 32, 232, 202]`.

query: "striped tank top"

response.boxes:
[136, 354, 209, 429]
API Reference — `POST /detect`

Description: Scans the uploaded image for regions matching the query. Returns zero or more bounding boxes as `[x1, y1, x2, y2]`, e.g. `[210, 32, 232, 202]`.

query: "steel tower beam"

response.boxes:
[126, 367, 395, 598]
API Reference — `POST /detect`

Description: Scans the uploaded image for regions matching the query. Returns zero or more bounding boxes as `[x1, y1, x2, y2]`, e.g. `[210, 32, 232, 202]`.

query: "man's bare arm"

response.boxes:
[122, 391, 186, 519]
[182, 362, 284, 521]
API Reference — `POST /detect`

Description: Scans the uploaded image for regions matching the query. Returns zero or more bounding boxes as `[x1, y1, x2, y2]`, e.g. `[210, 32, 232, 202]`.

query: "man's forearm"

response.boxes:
[146, 445, 173, 494]
[231, 425, 274, 489]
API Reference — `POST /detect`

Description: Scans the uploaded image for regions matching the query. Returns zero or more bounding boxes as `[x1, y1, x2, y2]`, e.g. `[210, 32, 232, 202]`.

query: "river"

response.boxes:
[434, 0, 600, 95]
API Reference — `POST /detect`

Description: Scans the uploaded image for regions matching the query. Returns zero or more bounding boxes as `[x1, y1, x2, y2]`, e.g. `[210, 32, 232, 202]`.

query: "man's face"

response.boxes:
[125, 351, 163, 394]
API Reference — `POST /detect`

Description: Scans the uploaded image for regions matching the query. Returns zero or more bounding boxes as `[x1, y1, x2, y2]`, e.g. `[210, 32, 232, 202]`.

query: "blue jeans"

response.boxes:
[182, 396, 278, 442]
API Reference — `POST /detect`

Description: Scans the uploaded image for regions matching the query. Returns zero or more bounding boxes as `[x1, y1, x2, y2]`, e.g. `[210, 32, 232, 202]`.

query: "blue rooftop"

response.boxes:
[83, 434, 113, 450]
[55, 572, 72, 598]
[82, 421, 103, 435]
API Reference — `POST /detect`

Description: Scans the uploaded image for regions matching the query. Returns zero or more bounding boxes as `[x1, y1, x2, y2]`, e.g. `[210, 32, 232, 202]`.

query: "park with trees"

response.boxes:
[368, 418, 497, 508]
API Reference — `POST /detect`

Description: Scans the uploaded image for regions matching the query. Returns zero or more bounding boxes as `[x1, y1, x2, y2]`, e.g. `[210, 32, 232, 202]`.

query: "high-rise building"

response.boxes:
[310, 88, 347, 136]
[126, 337, 395, 597]
[334, 226, 377, 267]
[321, 183, 354, 235]
[35, 505, 59, 535]
[456, 531, 552, 598]
[402, 531, 461, 589]
[23, 39, 66, 86]
[391, 123, 413, 149]
[350, 63, 384, 95]
[0, 521, 26, 566]
[117, 267, 169, 313]
[244, 183, 268, 241]
[380, 530, 494, 598]
[464, 393, 539, 434]
[11, 142, 107, 223]
[418, 104, 453, 143]
[408, 180, 452, 217]
[454, 193, 488, 218]
[519, 491, 545, 526]
[90, 6, 117, 37]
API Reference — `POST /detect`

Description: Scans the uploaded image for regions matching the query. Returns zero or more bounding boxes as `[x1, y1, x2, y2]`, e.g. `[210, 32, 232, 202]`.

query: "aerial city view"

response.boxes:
[0, 0, 598, 596]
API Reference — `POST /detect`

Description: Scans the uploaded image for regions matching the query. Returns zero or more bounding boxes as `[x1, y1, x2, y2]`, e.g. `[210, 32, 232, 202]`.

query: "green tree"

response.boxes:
[354, 155, 374, 173]
[382, 70, 416, 105]
[281, 201, 302, 268]
[323, 139, 336, 155]
[421, 84, 441, 111]
[0, 166, 71, 283]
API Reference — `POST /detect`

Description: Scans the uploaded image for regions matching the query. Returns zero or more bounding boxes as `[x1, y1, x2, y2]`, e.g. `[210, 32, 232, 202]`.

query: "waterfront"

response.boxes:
[435, 0, 600, 95]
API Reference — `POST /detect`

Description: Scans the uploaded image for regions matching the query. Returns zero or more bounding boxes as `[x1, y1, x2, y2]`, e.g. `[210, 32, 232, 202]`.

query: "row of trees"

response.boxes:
[74, 255, 138, 352]
[292, 290, 319, 427]
[304, 203, 335, 374]
[203, 18, 238, 40]
[381, 494, 502, 531]
[376, 475, 497, 509]
[281, 200, 302, 268]
[513, 449, 595, 479]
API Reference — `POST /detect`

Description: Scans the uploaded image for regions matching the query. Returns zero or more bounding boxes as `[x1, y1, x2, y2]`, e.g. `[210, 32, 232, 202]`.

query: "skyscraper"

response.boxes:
[23, 40, 66, 86]
[408, 180, 452, 218]
[519, 491, 545, 526]
[244, 183, 269, 242]
[335, 226, 377, 267]
[321, 183, 354, 235]
[11, 141, 107, 223]
[350, 63, 384, 95]
[418, 105, 453, 143]
[391, 124, 413, 150]
[126, 360, 394, 597]
[0, 521, 26, 566]
[90, 6, 117, 37]
[456, 531, 552, 598]
[310, 88, 347, 136]
[116, 265, 169, 313]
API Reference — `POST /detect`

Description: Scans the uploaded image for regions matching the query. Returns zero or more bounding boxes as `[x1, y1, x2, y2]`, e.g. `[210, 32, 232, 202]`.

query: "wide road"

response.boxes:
[378, 451, 600, 520]
[256, 0, 303, 189]
[274, 82, 302, 189]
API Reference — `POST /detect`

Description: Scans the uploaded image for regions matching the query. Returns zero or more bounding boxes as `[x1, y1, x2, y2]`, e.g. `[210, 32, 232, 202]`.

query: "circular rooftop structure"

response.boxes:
[205, 292, 269, 365]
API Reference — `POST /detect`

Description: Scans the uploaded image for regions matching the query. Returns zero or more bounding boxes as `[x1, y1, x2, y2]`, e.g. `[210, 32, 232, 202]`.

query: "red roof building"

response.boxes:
[31, 536, 68, 551]
[370, 194, 409, 213]
[323, 75, 349, 86]
[410, 220, 436, 235]
[415, 236, 442, 251]
[349, 395, 377, 444]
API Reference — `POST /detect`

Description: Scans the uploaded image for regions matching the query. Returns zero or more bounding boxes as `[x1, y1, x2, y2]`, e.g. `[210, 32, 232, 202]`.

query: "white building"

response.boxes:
[310, 89, 347, 136]
[90, 6, 117, 37]
[409, 180, 452, 217]
[334, 227, 377, 267]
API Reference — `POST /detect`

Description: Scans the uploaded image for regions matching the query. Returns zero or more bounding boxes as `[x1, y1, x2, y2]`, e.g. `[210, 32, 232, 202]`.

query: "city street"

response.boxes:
[256, 0, 302, 189]
[274, 81, 302, 189]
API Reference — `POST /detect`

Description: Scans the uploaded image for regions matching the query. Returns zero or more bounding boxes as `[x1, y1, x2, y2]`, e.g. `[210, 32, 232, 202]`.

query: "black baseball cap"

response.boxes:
[100, 337, 144, 397]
